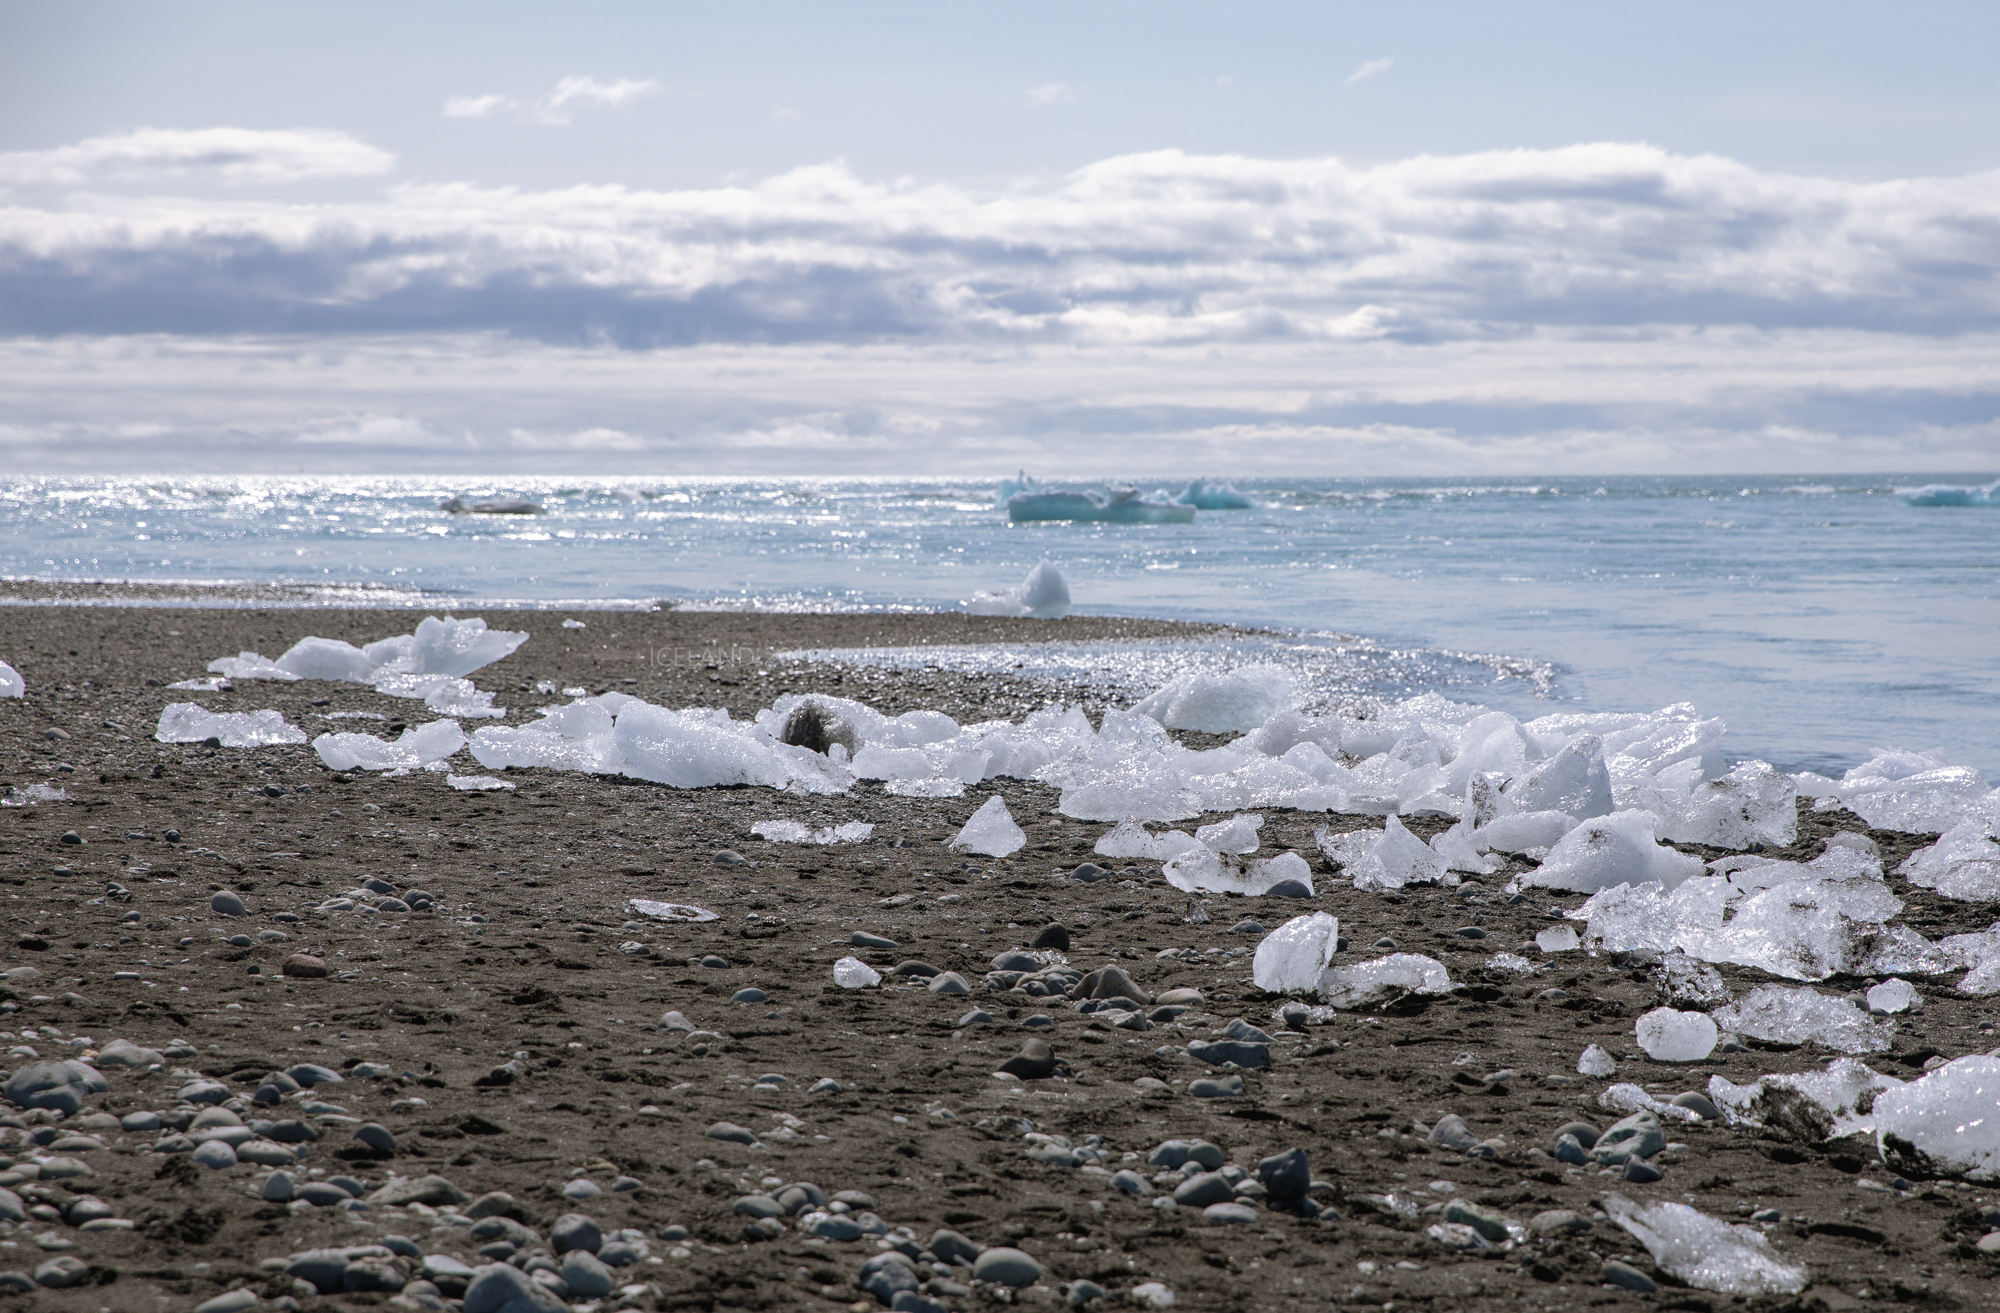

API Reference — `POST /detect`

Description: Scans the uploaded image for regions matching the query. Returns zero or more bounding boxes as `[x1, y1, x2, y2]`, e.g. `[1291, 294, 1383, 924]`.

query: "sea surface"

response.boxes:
[2, 474, 1995, 780]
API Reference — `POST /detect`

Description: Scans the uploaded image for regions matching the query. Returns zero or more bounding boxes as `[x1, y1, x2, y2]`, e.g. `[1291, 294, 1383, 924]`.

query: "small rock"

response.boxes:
[998, 1038, 1059, 1079]
[263, 1170, 296, 1201]
[1203, 1202, 1258, 1224]
[369, 1174, 467, 1207]
[195, 1290, 262, 1313]
[930, 1228, 982, 1265]
[1031, 924, 1070, 951]
[1442, 1200, 1511, 1241]
[957, 1009, 995, 1027]
[851, 932, 898, 950]
[927, 972, 970, 995]
[1256, 1148, 1310, 1202]
[560, 1249, 615, 1297]
[1188, 1075, 1245, 1098]
[1553, 1133, 1589, 1166]
[1601, 1260, 1656, 1293]
[1590, 1111, 1665, 1165]
[211, 890, 250, 917]
[1111, 1169, 1151, 1195]
[714, 849, 749, 865]
[706, 1122, 759, 1145]
[1428, 1114, 1481, 1153]
[191, 1140, 237, 1169]
[352, 1123, 397, 1154]
[1173, 1173, 1235, 1208]
[34, 1256, 89, 1289]
[972, 1247, 1043, 1288]
[282, 954, 329, 979]
[2, 1060, 107, 1115]
[730, 987, 769, 1004]
[1528, 1209, 1590, 1238]
[700, 955, 730, 969]
[463, 1262, 568, 1312]
[1974, 1231, 2000, 1255]
[1186, 1039, 1269, 1069]
[1071, 863, 1109, 883]
[1670, 1091, 1719, 1120]
[1623, 1159, 1664, 1183]
[550, 1211, 603, 1255]
[1552, 1120, 1601, 1149]
[466, 1191, 519, 1219]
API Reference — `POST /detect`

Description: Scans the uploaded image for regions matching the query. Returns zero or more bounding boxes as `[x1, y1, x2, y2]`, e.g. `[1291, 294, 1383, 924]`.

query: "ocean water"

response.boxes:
[2, 474, 1994, 780]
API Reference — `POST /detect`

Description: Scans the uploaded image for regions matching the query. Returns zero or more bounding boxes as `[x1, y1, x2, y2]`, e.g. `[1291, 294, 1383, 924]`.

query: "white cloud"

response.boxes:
[1344, 57, 1393, 87]
[443, 75, 662, 126]
[1024, 81, 1074, 107]
[0, 127, 392, 187]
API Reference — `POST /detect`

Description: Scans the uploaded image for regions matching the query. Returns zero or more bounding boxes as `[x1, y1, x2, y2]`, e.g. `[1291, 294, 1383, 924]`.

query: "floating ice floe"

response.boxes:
[0, 661, 21, 698]
[950, 796, 1026, 858]
[313, 720, 466, 772]
[1711, 985, 1892, 1054]
[1872, 1056, 2000, 1181]
[446, 775, 515, 792]
[1901, 476, 2000, 507]
[156, 703, 308, 748]
[1898, 820, 2000, 901]
[1252, 913, 1340, 993]
[1317, 953, 1454, 1009]
[1707, 1058, 1901, 1138]
[1603, 1194, 1808, 1296]
[752, 821, 874, 845]
[1132, 664, 1297, 734]
[1795, 746, 1997, 833]
[626, 900, 719, 922]
[966, 560, 1071, 619]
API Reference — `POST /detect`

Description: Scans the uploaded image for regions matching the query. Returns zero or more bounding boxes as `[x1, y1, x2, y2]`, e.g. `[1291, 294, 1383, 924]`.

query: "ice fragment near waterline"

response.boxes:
[950, 796, 1026, 858]
[1131, 664, 1298, 734]
[1518, 811, 1703, 893]
[1871, 1055, 2000, 1181]
[1898, 820, 2000, 901]
[966, 559, 1071, 619]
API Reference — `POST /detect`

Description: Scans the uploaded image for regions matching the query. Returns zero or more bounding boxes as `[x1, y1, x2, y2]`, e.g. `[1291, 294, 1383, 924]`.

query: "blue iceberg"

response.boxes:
[1901, 478, 2000, 507]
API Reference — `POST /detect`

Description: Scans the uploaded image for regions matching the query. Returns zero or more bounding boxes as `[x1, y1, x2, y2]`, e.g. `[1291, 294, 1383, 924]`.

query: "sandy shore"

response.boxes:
[0, 599, 1984, 1311]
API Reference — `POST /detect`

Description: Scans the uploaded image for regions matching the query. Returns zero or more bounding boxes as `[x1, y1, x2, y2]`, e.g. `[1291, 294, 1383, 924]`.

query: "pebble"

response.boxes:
[1031, 923, 1071, 951]
[1670, 1091, 1719, 1120]
[808, 1078, 843, 1094]
[927, 972, 971, 995]
[1553, 1120, 1601, 1149]
[1186, 1039, 1270, 1069]
[195, 1291, 261, 1313]
[1110, 1169, 1151, 1195]
[562, 1249, 616, 1297]
[1974, 1231, 2000, 1254]
[957, 1009, 996, 1026]
[700, 955, 730, 969]
[1601, 1260, 1657, 1292]
[706, 1122, 760, 1145]
[851, 932, 898, 951]
[34, 1256, 88, 1289]
[1071, 863, 1110, 883]
[281, 954, 329, 979]
[972, 1246, 1043, 1287]
[1372, 936, 1397, 949]
[1529, 1209, 1591, 1237]
[1189, 1075, 1245, 1098]
[1442, 1200, 1510, 1241]
[1173, 1173, 1235, 1208]
[714, 849, 749, 865]
[1453, 925, 1486, 939]
[731, 987, 770, 1004]
[1133, 1077, 1171, 1096]
[1623, 1159, 1664, 1183]
[190, 1140, 237, 1169]
[551, 1212, 604, 1255]
[1229, 920, 1263, 935]
[352, 1123, 398, 1154]
[997, 1039, 1058, 1079]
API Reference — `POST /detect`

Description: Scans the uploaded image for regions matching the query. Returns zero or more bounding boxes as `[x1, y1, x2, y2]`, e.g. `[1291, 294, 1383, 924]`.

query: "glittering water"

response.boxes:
[1, 474, 1994, 778]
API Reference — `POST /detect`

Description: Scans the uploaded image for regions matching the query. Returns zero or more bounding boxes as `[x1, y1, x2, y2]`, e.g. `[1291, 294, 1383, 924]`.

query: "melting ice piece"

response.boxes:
[207, 652, 300, 681]
[167, 676, 231, 692]
[1635, 1008, 1718, 1062]
[1872, 1056, 2000, 1180]
[312, 720, 466, 772]
[1602, 1194, 1809, 1295]
[1865, 978, 1919, 1014]
[1485, 952, 1539, 973]
[1429, 821, 1501, 875]
[966, 560, 1071, 619]
[1095, 819, 1202, 861]
[1797, 746, 1995, 833]
[1252, 913, 1340, 993]
[1195, 813, 1262, 854]
[1645, 760, 1799, 850]
[1706, 876, 1907, 981]
[1472, 810, 1575, 854]
[833, 956, 882, 989]
[1317, 815, 1449, 891]
[1502, 735, 1612, 819]
[1599, 1084, 1702, 1121]
[1898, 820, 2000, 901]
[446, 775, 515, 792]
[950, 796, 1026, 858]
[1535, 924, 1580, 953]
[1711, 985, 1891, 1054]
[626, 900, 719, 922]
[1, 784, 67, 807]
[0, 661, 21, 698]
[886, 778, 966, 798]
[1706, 1058, 1901, 1137]
[156, 703, 308, 748]
[752, 821, 875, 845]
[1577, 1044, 1617, 1078]
[371, 673, 505, 719]
[1163, 849, 1313, 897]
[1130, 664, 1298, 734]
[1518, 811, 1704, 893]
[1317, 953, 1453, 1009]
[1657, 950, 1731, 1008]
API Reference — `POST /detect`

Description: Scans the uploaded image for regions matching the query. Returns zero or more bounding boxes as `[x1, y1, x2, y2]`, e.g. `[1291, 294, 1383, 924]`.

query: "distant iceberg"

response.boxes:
[1007, 485, 1194, 524]
[1176, 479, 1253, 510]
[1900, 478, 2000, 507]
[439, 495, 542, 515]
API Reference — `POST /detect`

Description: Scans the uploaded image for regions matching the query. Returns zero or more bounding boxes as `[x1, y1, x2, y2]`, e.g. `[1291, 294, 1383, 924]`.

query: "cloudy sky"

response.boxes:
[3, 1, 1997, 475]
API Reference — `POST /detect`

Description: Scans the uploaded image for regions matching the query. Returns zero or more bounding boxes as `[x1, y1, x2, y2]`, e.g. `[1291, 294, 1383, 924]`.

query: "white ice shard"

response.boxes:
[1599, 1083, 1701, 1121]
[616, 704, 835, 793]
[1634, 1008, 1718, 1062]
[312, 720, 466, 772]
[626, 899, 719, 922]
[1642, 759, 1800, 850]
[1162, 848, 1314, 897]
[446, 774, 515, 792]
[470, 699, 626, 775]
[1704, 876, 1908, 981]
[274, 636, 379, 681]
[1316, 953, 1454, 1009]
[1471, 810, 1575, 854]
[1865, 978, 1919, 1014]
[1535, 924, 1580, 953]
[751, 820, 874, 845]
[1602, 1194, 1808, 1296]
[1429, 821, 1502, 876]
[398, 615, 530, 678]
[1711, 985, 1892, 1054]
[1944, 927, 2000, 995]
[1518, 811, 1703, 894]
[1, 783, 67, 807]
[1707, 1058, 1902, 1137]
[1094, 819, 1203, 861]
[370, 672, 506, 719]
[832, 957, 882, 988]
[1797, 746, 1994, 833]
[950, 795, 1026, 858]
[1195, 813, 1262, 855]
[1577, 1044, 1617, 1078]
[1872, 1056, 2000, 1181]
[0, 661, 21, 698]
[966, 560, 1071, 619]
[1317, 815, 1450, 891]
[1131, 664, 1298, 734]
[156, 703, 308, 748]
[221, 616, 529, 689]
[1898, 820, 2000, 901]
[207, 652, 300, 681]
[886, 778, 966, 797]
[1502, 735, 1612, 819]
[1252, 912, 1340, 993]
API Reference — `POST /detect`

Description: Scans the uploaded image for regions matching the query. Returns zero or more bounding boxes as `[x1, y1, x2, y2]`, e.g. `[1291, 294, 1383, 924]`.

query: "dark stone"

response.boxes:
[1257, 1148, 1310, 1202]
[1030, 924, 1070, 952]
[996, 1039, 1058, 1080]
[1070, 965, 1150, 1006]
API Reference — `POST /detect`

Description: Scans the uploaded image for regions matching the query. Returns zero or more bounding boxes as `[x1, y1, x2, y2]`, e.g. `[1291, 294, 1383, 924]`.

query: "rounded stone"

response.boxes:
[190, 1139, 237, 1170]
[550, 1211, 603, 1255]
[353, 1123, 397, 1154]
[1601, 1260, 1657, 1292]
[1203, 1201, 1259, 1225]
[282, 953, 329, 979]
[33, 1256, 89, 1289]
[561, 1249, 615, 1297]
[972, 1246, 1043, 1288]
[211, 890, 249, 917]
[730, 987, 769, 1004]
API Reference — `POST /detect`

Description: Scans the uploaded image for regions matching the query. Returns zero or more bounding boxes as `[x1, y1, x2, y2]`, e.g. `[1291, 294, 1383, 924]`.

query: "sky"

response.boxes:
[2, 1, 1998, 476]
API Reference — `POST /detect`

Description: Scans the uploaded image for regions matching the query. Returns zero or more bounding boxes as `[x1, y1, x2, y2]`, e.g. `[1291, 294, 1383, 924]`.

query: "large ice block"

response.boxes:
[1602, 1194, 1808, 1295]
[1252, 913, 1340, 993]
[1518, 811, 1703, 893]
[157, 703, 308, 748]
[312, 720, 467, 771]
[1872, 1056, 2000, 1180]
[1711, 985, 1892, 1054]
[1130, 664, 1298, 734]
[1898, 820, 2000, 901]
[1317, 953, 1453, 1009]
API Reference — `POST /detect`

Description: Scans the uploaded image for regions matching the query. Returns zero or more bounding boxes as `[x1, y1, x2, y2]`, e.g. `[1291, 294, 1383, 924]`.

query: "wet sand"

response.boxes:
[0, 599, 1988, 1311]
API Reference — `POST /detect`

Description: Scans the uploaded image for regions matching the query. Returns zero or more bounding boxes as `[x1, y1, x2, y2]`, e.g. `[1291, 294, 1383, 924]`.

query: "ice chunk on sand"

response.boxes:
[1645, 759, 1799, 850]
[1635, 1008, 1718, 1062]
[967, 559, 1071, 619]
[1577, 1044, 1617, 1078]
[1599, 1083, 1701, 1121]
[2, 783, 68, 807]
[886, 778, 965, 797]
[1253, 913, 1340, 993]
[1707, 1058, 1901, 1137]
[615, 705, 799, 792]
[1898, 820, 2000, 901]
[0, 661, 21, 698]
[1602, 1194, 1808, 1296]
[1797, 746, 1994, 833]
[275, 636, 378, 682]
[371, 673, 505, 719]
[752, 820, 874, 845]
[1472, 809, 1574, 854]
[951, 796, 1026, 858]
[1518, 811, 1703, 893]
[626, 900, 719, 922]
[1866, 978, 1919, 1014]
[1872, 1056, 2000, 1181]
[833, 957, 882, 988]
[446, 774, 515, 792]
[1711, 985, 1891, 1054]
[1195, 813, 1262, 855]
[1502, 735, 1612, 819]
[1317, 953, 1453, 1009]
[1706, 876, 1907, 982]
[1536, 924, 1580, 953]
[207, 652, 300, 681]
[312, 720, 466, 772]
[470, 702, 625, 775]
[1317, 816, 1449, 891]
[1095, 819, 1203, 861]
[1163, 849, 1314, 898]
[156, 703, 308, 748]
[1131, 664, 1298, 734]
[405, 615, 530, 678]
